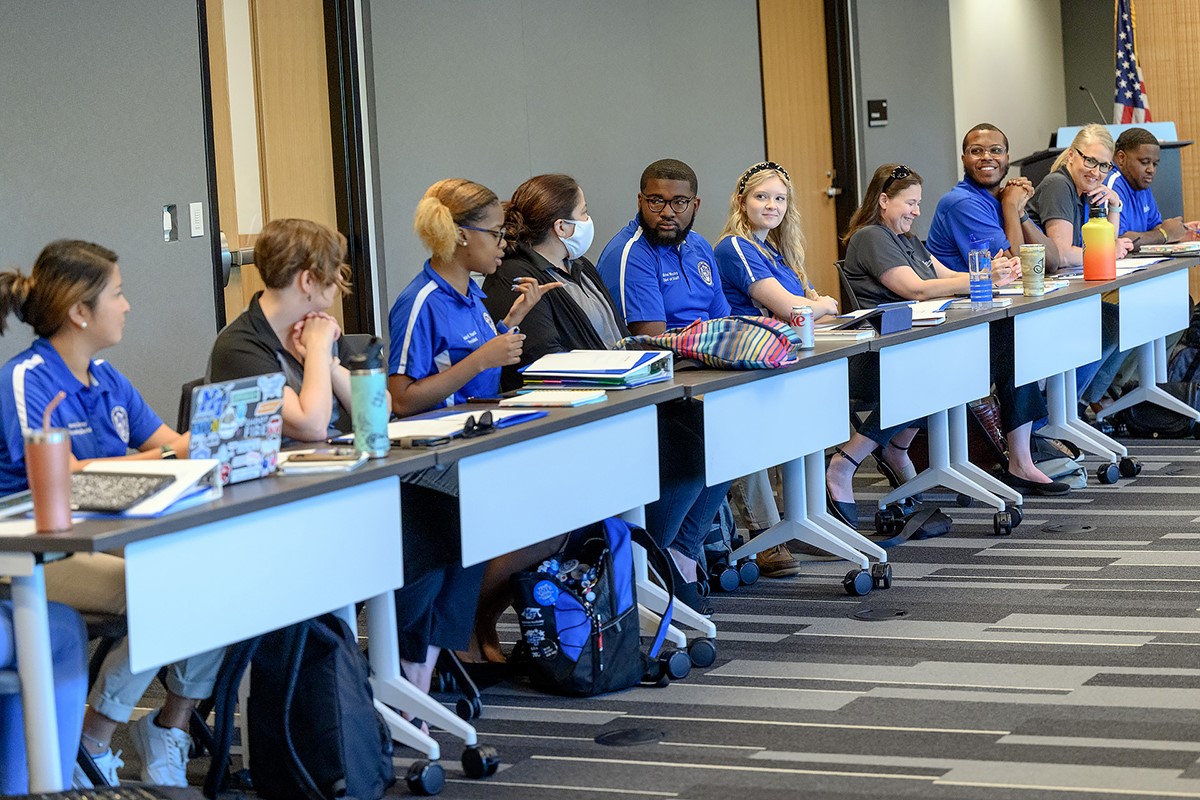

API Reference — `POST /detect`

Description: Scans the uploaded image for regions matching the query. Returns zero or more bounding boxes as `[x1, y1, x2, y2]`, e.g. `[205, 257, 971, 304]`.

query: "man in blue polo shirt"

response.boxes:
[597, 158, 729, 335]
[928, 123, 1059, 272]
[1105, 127, 1200, 244]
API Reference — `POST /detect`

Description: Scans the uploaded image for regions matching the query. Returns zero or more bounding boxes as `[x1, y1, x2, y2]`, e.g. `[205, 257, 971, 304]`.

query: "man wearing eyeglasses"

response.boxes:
[597, 158, 729, 336]
[927, 123, 1059, 272]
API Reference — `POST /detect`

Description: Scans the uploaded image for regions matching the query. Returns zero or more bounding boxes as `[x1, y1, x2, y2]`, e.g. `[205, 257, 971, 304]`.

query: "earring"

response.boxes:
[458, 239, 468, 247]
[306, 294, 312, 302]
[80, 321, 87, 329]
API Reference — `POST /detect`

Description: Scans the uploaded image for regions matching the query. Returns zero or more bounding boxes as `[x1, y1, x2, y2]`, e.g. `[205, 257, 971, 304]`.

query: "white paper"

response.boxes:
[523, 350, 666, 375]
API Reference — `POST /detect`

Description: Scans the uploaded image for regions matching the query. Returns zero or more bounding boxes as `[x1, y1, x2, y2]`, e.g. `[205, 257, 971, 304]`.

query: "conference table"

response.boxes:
[4, 256, 1195, 791]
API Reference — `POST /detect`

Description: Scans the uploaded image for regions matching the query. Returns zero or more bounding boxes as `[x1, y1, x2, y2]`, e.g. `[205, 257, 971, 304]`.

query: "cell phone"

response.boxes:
[288, 448, 360, 463]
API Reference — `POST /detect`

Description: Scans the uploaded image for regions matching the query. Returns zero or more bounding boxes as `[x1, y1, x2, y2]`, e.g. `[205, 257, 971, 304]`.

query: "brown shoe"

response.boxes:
[756, 543, 804, 578]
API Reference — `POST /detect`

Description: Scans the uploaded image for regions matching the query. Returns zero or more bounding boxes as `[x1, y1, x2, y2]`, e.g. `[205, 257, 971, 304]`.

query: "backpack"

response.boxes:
[510, 518, 680, 696]
[618, 315, 803, 369]
[1116, 382, 1200, 439]
[203, 614, 395, 800]
[1167, 301, 1200, 382]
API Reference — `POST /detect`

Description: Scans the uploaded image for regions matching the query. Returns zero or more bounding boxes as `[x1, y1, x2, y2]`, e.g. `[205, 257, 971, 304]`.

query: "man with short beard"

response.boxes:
[1105, 127, 1200, 245]
[927, 123, 1058, 272]
[597, 158, 729, 335]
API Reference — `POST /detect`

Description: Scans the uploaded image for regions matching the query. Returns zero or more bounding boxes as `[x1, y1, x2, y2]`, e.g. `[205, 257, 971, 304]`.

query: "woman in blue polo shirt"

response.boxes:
[0, 240, 219, 788]
[386, 178, 557, 715]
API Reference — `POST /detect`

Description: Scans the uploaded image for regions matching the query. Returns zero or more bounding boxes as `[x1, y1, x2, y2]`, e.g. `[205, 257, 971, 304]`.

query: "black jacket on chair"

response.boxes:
[482, 243, 630, 392]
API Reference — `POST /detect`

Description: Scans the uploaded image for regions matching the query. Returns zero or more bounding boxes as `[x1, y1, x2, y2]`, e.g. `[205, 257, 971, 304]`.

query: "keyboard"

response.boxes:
[70, 472, 175, 513]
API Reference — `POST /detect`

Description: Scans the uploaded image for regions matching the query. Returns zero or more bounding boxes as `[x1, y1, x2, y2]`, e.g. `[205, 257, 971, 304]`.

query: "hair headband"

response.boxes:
[738, 161, 790, 194]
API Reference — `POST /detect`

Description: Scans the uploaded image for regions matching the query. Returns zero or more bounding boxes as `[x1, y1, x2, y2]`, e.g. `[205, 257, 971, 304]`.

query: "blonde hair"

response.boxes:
[255, 219, 351, 295]
[413, 178, 499, 264]
[1051, 123, 1115, 173]
[718, 164, 812, 296]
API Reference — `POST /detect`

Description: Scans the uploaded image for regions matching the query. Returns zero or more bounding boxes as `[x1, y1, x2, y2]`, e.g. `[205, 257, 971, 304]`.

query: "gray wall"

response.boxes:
[0, 0, 219, 421]
[1061, 0, 1115, 128]
[366, 0, 765, 324]
[852, 0, 958, 239]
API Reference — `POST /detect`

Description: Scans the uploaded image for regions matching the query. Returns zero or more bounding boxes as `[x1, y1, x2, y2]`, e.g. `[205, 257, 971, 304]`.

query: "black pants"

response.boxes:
[991, 317, 1046, 433]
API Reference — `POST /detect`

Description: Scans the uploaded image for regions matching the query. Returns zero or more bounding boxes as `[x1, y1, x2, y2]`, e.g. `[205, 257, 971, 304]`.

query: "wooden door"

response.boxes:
[759, 0, 843, 303]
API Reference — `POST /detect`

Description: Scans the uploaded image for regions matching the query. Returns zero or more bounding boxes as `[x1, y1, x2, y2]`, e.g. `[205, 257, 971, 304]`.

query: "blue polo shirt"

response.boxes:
[926, 177, 1010, 273]
[387, 261, 508, 408]
[713, 235, 810, 316]
[596, 218, 730, 328]
[0, 338, 163, 494]
[1105, 170, 1162, 236]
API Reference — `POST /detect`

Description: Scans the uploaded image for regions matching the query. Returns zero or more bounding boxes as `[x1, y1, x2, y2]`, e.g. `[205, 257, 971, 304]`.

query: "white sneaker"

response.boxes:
[72, 748, 124, 788]
[130, 711, 191, 786]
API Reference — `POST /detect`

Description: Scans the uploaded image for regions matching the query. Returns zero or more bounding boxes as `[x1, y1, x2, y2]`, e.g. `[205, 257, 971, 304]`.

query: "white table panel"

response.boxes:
[458, 407, 658, 567]
[879, 324, 990, 428]
[1012, 294, 1101, 386]
[124, 476, 404, 673]
[1119, 269, 1190, 351]
[702, 360, 850, 486]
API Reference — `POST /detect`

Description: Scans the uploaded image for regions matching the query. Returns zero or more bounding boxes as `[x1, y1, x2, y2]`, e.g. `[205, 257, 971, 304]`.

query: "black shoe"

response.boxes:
[826, 487, 859, 528]
[1003, 472, 1070, 496]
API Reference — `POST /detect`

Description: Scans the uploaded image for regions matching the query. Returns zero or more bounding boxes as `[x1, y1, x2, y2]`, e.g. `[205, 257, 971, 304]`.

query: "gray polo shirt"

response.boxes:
[1027, 167, 1088, 247]
[843, 224, 937, 308]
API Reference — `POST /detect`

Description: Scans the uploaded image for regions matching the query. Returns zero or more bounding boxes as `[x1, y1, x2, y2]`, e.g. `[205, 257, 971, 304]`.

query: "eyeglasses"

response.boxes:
[881, 165, 913, 193]
[1073, 147, 1114, 174]
[966, 145, 1008, 158]
[639, 194, 695, 214]
[460, 410, 496, 439]
[460, 225, 507, 244]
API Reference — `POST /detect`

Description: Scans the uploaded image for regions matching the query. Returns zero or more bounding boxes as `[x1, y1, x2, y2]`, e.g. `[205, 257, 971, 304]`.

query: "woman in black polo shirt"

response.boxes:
[836, 163, 1067, 507]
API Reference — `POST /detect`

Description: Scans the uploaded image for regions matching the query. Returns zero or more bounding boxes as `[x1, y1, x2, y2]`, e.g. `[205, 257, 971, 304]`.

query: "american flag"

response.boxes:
[1114, 0, 1152, 124]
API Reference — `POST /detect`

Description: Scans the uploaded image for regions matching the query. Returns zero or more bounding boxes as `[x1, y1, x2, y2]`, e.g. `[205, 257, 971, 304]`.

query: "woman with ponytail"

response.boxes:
[482, 174, 624, 392]
[0, 240, 219, 788]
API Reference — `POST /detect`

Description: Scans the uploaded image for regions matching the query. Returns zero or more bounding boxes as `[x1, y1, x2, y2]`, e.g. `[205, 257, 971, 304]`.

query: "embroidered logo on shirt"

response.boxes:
[110, 405, 130, 444]
[481, 310, 498, 334]
[662, 269, 681, 284]
[696, 260, 713, 286]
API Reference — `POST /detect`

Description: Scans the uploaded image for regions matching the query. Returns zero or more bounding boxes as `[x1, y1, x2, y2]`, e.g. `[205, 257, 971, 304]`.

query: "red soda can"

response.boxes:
[790, 305, 814, 350]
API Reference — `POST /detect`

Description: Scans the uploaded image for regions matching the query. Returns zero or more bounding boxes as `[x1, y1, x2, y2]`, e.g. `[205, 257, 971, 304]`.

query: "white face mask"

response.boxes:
[559, 217, 594, 260]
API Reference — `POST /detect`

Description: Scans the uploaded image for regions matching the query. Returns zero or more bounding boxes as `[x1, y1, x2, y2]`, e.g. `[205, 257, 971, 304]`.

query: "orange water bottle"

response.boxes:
[1082, 204, 1116, 281]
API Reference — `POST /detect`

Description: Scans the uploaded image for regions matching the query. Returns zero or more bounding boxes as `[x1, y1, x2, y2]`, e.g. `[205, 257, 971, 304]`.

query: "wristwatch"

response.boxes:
[161, 444, 177, 460]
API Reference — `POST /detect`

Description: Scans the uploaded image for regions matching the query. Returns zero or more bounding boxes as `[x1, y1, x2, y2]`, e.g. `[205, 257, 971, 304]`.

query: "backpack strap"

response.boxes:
[276, 620, 330, 800]
[629, 524, 675, 659]
[872, 506, 941, 549]
[202, 637, 260, 799]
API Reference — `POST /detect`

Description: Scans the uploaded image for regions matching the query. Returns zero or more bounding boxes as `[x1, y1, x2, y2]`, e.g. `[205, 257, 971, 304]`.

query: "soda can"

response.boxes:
[790, 305, 815, 350]
[1019, 244, 1046, 297]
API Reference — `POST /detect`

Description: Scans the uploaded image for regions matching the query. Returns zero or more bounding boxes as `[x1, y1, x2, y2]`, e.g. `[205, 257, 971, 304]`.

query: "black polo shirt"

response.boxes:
[208, 292, 350, 436]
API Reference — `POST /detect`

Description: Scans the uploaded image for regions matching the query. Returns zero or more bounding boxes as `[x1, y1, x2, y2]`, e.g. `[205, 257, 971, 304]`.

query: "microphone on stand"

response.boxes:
[1079, 85, 1108, 124]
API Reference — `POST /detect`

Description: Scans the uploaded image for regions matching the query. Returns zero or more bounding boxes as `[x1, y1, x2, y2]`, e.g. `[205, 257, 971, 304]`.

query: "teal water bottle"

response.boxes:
[348, 337, 389, 458]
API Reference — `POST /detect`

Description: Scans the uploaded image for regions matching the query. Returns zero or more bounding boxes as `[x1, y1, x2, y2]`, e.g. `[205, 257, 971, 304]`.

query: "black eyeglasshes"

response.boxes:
[881, 164, 913, 193]
[460, 225, 507, 244]
[460, 410, 496, 439]
[738, 161, 791, 194]
[640, 194, 695, 213]
[1073, 147, 1114, 174]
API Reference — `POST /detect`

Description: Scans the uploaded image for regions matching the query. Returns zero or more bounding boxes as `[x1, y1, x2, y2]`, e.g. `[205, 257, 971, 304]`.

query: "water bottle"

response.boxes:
[1082, 204, 1116, 281]
[348, 337, 390, 458]
[967, 235, 992, 311]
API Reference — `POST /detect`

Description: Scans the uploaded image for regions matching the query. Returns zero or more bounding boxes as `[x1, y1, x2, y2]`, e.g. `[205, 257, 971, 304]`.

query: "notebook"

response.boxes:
[187, 372, 286, 485]
[499, 389, 608, 407]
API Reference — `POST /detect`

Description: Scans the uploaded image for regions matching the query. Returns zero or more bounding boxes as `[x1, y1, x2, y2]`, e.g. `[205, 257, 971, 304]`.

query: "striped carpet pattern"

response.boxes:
[415, 439, 1200, 800]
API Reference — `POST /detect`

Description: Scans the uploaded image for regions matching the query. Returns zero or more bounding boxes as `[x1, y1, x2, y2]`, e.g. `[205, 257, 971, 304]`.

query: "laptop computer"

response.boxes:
[187, 372, 286, 485]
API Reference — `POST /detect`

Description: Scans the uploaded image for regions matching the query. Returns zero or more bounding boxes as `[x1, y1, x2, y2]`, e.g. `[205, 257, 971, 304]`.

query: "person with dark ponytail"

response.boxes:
[482, 173, 625, 392]
[0, 240, 221, 787]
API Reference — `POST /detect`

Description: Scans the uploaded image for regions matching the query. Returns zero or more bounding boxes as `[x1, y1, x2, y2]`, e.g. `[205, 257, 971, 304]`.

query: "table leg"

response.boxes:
[1098, 342, 1200, 421]
[11, 561, 64, 792]
[622, 507, 693, 645]
[879, 409, 1006, 511]
[948, 405, 1022, 504]
[802, 451, 887, 562]
[1039, 373, 1124, 461]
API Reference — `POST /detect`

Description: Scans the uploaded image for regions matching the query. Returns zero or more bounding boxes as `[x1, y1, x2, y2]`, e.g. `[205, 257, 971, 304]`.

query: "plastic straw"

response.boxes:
[42, 391, 65, 430]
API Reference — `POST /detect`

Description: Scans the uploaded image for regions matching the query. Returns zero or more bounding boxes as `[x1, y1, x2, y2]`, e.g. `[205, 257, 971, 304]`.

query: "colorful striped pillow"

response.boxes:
[617, 316, 802, 369]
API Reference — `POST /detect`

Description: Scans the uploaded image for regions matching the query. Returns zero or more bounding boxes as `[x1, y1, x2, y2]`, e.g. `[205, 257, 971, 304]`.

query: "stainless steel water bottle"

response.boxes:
[348, 337, 390, 458]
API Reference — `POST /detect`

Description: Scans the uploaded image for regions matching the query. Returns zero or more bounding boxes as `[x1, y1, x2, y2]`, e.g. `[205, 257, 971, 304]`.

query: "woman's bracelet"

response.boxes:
[1159, 225, 1169, 242]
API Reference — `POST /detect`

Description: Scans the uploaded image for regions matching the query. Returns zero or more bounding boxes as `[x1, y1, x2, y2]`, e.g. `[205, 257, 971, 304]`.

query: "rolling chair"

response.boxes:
[835, 259, 861, 313]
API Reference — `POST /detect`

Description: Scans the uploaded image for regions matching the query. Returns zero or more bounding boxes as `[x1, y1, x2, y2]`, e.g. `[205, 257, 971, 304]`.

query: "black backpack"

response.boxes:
[1167, 300, 1200, 382]
[1117, 382, 1200, 439]
[510, 518, 686, 696]
[204, 614, 395, 800]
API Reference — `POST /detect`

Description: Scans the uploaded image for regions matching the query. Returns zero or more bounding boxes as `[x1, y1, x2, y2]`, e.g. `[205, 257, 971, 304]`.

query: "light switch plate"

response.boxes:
[189, 202, 204, 238]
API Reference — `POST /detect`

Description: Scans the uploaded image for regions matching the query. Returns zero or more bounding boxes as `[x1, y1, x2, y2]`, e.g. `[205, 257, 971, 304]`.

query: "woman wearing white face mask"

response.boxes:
[483, 173, 625, 392]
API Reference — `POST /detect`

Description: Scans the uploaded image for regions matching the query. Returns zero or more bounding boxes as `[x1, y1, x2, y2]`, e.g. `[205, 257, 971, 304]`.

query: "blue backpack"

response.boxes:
[510, 518, 686, 695]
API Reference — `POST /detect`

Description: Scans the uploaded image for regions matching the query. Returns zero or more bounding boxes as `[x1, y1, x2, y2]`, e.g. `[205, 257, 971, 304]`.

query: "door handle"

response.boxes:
[825, 186, 843, 198]
[219, 231, 256, 287]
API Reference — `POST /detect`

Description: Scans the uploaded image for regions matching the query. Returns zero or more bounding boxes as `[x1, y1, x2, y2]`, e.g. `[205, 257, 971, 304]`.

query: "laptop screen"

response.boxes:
[187, 372, 286, 485]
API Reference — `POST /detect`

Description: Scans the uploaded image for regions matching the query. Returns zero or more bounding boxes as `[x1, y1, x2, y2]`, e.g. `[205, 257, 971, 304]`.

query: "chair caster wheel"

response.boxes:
[462, 744, 500, 779]
[1119, 456, 1141, 478]
[1010, 506, 1023, 527]
[455, 695, 482, 721]
[1097, 463, 1120, 484]
[711, 563, 740, 592]
[843, 569, 873, 596]
[870, 562, 892, 589]
[896, 497, 917, 515]
[993, 510, 1013, 536]
[434, 672, 457, 694]
[956, 493, 973, 507]
[874, 505, 903, 535]
[688, 637, 717, 668]
[737, 559, 760, 586]
[405, 760, 446, 796]
[664, 649, 692, 680]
